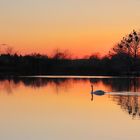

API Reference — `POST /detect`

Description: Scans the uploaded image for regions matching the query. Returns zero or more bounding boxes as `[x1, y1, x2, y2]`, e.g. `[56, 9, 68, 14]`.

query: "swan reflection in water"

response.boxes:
[90, 85, 106, 101]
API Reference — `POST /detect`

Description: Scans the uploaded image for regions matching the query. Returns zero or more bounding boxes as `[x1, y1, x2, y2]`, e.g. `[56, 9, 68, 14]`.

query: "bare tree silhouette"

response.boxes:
[111, 30, 140, 59]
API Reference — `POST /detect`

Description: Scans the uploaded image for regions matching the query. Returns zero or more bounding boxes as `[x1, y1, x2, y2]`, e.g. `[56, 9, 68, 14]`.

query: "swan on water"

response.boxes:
[90, 85, 106, 101]
[91, 85, 105, 96]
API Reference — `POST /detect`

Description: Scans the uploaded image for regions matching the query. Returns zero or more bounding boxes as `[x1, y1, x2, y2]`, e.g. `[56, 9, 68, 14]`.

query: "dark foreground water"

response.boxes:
[0, 76, 140, 140]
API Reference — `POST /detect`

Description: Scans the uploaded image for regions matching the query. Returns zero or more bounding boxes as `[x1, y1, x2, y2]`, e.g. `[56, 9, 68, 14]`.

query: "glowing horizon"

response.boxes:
[1, 0, 140, 57]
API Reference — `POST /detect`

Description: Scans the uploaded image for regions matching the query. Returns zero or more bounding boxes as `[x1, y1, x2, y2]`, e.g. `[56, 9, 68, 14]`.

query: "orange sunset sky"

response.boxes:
[0, 0, 140, 57]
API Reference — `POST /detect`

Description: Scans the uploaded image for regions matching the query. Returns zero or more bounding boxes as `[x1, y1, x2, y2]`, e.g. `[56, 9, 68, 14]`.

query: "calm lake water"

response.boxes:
[0, 76, 140, 140]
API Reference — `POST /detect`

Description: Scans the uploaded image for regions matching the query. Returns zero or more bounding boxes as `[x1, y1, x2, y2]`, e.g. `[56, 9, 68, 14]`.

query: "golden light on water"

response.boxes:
[0, 78, 140, 140]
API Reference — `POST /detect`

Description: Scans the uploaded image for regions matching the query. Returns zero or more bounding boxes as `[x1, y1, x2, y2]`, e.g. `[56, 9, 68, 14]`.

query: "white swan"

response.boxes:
[91, 85, 105, 96]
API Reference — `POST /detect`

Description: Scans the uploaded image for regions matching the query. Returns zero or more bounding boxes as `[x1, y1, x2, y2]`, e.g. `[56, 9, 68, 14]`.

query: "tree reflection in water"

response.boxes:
[0, 77, 140, 119]
[90, 77, 140, 119]
[111, 95, 140, 119]
[90, 77, 140, 92]
[0, 77, 89, 94]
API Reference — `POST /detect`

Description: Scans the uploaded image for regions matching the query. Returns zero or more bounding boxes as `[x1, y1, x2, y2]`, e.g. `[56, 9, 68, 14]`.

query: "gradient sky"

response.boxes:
[0, 0, 140, 57]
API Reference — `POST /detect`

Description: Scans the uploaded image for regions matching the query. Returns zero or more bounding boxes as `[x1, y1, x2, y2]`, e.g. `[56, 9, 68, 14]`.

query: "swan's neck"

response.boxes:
[91, 85, 93, 92]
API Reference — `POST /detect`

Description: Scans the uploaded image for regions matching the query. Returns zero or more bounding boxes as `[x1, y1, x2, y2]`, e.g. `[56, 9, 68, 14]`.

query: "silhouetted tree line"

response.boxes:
[1, 30, 140, 76]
